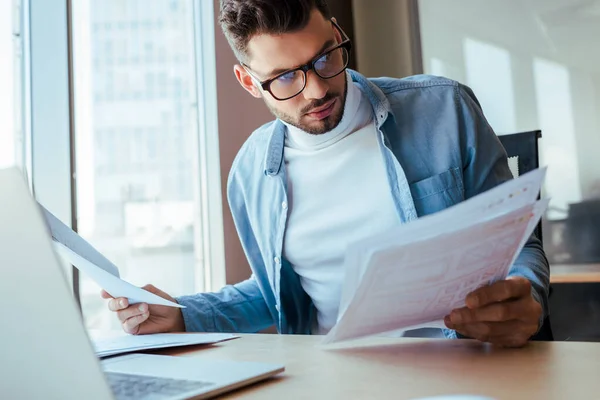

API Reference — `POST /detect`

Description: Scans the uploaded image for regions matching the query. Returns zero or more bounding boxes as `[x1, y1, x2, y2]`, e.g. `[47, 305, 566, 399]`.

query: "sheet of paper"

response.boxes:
[54, 241, 184, 308]
[326, 200, 547, 345]
[41, 205, 120, 277]
[88, 329, 238, 358]
[338, 168, 547, 317]
[324, 167, 548, 345]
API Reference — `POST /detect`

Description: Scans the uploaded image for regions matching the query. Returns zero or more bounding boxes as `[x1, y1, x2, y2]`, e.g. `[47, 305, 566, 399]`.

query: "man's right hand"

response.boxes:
[101, 284, 185, 335]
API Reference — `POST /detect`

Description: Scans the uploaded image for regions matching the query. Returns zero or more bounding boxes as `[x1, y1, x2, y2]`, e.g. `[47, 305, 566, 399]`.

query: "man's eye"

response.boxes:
[315, 53, 331, 69]
[277, 71, 297, 83]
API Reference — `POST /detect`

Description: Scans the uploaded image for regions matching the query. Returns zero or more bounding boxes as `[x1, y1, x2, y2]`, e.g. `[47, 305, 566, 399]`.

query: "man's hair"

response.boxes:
[219, 0, 331, 63]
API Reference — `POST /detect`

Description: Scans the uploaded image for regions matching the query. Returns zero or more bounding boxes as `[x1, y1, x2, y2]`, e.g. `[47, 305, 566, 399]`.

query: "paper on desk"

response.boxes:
[325, 169, 548, 345]
[41, 205, 120, 277]
[88, 329, 238, 358]
[53, 241, 184, 308]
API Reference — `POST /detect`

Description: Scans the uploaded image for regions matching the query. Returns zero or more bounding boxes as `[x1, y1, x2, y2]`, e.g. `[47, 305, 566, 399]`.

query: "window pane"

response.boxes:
[463, 38, 516, 134]
[72, 0, 203, 330]
[533, 58, 582, 218]
[0, 0, 22, 169]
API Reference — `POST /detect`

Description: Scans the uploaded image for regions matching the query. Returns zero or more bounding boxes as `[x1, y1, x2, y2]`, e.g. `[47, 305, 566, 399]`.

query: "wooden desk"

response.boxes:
[550, 263, 600, 283]
[163, 334, 600, 400]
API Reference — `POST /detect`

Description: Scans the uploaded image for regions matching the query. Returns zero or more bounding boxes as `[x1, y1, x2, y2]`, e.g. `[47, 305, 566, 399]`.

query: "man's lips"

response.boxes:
[305, 98, 337, 120]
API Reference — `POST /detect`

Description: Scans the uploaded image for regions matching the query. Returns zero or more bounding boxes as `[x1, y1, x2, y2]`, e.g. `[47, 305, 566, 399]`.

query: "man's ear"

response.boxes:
[331, 17, 342, 42]
[234, 64, 262, 99]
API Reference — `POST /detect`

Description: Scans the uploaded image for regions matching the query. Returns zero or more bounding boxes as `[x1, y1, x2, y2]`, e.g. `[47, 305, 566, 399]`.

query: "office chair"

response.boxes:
[498, 130, 554, 341]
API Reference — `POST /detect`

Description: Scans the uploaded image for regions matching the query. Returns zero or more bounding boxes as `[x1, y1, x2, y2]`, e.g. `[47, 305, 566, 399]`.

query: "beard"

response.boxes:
[265, 78, 348, 135]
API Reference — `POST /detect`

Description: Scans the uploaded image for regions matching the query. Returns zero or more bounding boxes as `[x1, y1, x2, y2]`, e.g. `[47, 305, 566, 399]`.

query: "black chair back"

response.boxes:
[498, 130, 543, 242]
[498, 130, 554, 341]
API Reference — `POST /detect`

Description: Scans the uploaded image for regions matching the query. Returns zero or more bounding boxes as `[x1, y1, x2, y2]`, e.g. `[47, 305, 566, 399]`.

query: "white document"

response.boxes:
[42, 202, 184, 308]
[42, 205, 120, 277]
[324, 168, 548, 345]
[89, 329, 238, 358]
[54, 241, 184, 308]
[338, 167, 547, 318]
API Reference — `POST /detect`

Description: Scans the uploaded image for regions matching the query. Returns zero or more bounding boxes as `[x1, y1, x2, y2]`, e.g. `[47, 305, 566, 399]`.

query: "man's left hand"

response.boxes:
[444, 276, 542, 347]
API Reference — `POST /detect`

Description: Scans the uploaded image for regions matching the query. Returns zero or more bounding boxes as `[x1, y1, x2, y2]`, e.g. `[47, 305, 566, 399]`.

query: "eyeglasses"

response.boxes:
[243, 19, 352, 101]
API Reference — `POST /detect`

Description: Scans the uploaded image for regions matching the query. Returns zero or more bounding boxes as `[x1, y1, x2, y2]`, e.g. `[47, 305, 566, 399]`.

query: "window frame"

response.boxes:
[27, 0, 80, 304]
[24, 0, 225, 307]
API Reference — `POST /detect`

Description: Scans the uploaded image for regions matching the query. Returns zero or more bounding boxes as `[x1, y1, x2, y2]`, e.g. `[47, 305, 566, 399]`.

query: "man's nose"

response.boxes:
[301, 70, 328, 100]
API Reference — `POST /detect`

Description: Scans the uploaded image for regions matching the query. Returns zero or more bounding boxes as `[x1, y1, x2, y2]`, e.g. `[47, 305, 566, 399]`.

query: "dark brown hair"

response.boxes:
[219, 0, 332, 63]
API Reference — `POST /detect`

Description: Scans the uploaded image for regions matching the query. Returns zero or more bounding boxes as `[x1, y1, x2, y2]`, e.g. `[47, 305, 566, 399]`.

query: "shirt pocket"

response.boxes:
[409, 167, 465, 216]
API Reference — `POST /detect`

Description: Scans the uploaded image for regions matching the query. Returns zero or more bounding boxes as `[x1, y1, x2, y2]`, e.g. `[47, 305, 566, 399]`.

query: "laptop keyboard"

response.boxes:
[106, 371, 215, 400]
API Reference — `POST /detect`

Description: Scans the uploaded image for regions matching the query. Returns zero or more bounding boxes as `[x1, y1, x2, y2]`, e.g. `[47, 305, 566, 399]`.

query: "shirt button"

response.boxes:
[274, 256, 280, 264]
[281, 201, 288, 210]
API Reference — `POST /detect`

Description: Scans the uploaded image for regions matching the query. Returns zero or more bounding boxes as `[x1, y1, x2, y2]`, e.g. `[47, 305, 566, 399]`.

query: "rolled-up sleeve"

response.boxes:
[176, 276, 274, 333]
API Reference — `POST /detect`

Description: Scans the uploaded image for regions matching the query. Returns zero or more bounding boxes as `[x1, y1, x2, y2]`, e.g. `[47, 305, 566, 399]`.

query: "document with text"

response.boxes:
[324, 168, 548, 345]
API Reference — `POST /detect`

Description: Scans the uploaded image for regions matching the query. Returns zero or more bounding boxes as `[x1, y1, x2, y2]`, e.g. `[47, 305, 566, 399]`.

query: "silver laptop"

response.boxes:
[0, 167, 284, 400]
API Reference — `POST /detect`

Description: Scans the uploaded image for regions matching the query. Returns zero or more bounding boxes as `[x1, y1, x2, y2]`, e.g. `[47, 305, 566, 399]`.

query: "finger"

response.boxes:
[140, 284, 178, 306]
[100, 290, 114, 299]
[116, 303, 149, 323]
[455, 320, 524, 339]
[453, 326, 529, 348]
[141, 284, 158, 293]
[466, 277, 531, 308]
[122, 312, 150, 335]
[446, 320, 485, 340]
[492, 334, 531, 348]
[450, 298, 529, 324]
[141, 284, 171, 301]
[107, 297, 129, 312]
[136, 320, 158, 335]
[449, 320, 537, 344]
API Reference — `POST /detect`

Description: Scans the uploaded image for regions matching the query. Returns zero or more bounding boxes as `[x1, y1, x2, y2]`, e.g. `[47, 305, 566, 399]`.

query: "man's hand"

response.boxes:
[444, 277, 542, 347]
[101, 284, 185, 335]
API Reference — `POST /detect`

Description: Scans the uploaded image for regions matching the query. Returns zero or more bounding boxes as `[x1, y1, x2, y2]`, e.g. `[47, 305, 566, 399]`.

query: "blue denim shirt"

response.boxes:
[176, 70, 550, 338]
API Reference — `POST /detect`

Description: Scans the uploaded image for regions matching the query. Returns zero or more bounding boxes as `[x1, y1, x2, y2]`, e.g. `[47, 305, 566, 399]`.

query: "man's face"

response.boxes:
[234, 10, 347, 135]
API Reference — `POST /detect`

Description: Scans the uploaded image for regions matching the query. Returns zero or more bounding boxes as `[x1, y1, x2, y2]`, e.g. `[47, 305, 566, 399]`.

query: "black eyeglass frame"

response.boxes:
[242, 19, 352, 101]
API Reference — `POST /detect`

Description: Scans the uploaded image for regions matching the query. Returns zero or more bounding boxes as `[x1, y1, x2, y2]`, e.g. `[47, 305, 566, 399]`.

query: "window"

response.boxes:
[21, 0, 223, 329]
[71, 0, 219, 330]
[533, 58, 582, 219]
[463, 38, 516, 134]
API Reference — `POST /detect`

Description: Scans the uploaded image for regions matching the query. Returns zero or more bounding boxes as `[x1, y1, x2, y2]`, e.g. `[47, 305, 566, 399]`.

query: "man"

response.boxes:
[104, 0, 549, 347]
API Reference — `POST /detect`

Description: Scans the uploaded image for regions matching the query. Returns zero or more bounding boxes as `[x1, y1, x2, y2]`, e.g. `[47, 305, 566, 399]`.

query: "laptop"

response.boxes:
[0, 167, 284, 399]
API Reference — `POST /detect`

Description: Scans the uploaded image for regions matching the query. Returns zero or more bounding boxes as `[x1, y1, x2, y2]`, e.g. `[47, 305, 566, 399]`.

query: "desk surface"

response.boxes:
[164, 334, 600, 400]
[550, 263, 600, 283]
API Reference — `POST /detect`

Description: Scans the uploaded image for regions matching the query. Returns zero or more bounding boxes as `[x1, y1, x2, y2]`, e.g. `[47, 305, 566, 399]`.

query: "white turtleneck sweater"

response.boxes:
[282, 73, 400, 334]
